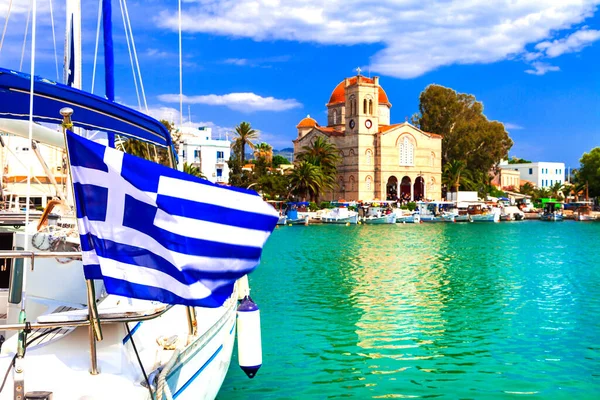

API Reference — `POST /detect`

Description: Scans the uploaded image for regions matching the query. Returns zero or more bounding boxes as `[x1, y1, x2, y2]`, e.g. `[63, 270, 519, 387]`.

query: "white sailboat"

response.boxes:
[0, 1, 272, 399]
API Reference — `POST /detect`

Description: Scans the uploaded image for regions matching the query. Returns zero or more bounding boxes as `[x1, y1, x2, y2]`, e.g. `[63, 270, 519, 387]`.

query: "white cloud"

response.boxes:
[157, 92, 302, 112]
[504, 123, 524, 130]
[156, 0, 600, 78]
[223, 55, 291, 67]
[534, 27, 600, 58]
[525, 62, 560, 75]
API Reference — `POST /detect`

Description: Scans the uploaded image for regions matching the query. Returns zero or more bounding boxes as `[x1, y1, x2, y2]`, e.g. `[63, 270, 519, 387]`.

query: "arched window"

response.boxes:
[349, 175, 355, 191]
[369, 99, 373, 115]
[363, 99, 367, 114]
[332, 109, 338, 125]
[399, 137, 414, 166]
[349, 96, 355, 115]
[366, 149, 372, 165]
[366, 176, 372, 191]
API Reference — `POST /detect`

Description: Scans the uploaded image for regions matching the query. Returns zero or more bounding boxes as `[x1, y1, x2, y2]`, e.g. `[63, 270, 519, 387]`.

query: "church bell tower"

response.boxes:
[345, 69, 379, 135]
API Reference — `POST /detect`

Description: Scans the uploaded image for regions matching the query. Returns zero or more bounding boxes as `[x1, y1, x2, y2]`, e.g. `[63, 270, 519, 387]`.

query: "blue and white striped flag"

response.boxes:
[66, 131, 278, 307]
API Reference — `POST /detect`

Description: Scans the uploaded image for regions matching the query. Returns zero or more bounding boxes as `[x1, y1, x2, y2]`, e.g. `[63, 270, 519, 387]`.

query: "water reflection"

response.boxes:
[220, 222, 600, 399]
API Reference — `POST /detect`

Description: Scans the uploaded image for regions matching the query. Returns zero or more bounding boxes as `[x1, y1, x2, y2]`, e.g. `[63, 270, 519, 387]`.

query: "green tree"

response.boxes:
[182, 162, 206, 179]
[548, 181, 565, 200]
[295, 136, 340, 201]
[519, 182, 535, 196]
[272, 155, 289, 168]
[232, 122, 258, 165]
[507, 156, 531, 164]
[578, 147, 600, 197]
[413, 84, 513, 177]
[442, 160, 466, 192]
[288, 161, 323, 201]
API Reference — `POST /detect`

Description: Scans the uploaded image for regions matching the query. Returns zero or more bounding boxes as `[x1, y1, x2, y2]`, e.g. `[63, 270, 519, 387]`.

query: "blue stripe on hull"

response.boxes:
[173, 345, 224, 399]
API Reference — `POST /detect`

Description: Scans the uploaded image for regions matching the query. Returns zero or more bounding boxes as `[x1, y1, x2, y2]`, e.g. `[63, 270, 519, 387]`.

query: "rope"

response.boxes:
[0, 0, 13, 56]
[19, 0, 32, 71]
[122, 0, 148, 113]
[118, 0, 141, 110]
[91, 0, 102, 93]
[48, 0, 58, 80]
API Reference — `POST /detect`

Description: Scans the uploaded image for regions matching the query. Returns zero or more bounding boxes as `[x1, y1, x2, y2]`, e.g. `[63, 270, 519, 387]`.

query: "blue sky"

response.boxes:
[1, 0, 599, 170]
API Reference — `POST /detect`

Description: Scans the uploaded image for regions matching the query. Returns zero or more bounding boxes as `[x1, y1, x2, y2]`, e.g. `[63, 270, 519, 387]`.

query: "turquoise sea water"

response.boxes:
[219, 221, 600, 399]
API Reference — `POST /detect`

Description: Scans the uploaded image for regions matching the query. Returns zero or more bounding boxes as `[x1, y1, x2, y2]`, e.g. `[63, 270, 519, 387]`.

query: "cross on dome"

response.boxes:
[355, 67, 362, 76]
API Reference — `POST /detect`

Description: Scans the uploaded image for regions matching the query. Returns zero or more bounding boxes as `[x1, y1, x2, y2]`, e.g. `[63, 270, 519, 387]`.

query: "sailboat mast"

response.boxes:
[102, 0, 115, 101]
[64, 0, 81, 89]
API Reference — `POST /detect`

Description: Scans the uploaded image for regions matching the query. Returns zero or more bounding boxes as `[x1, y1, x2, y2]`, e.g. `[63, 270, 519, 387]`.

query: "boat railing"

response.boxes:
[0, 250, 174, 376]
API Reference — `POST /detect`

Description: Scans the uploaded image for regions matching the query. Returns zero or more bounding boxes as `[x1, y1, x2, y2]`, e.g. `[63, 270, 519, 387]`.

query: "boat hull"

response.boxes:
[396, 215, 420, 224]
[470, 213, 500, 223]
[540, 213, 564, 221]
[321, 214, 358, 224]
[363, 214, 396, 224]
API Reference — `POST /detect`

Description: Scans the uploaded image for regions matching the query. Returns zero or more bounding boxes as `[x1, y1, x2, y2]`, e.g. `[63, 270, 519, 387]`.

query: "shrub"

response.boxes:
[319, 201, 331, 209]
[309, 202, 319, 211]
[407, 202, 417, 211]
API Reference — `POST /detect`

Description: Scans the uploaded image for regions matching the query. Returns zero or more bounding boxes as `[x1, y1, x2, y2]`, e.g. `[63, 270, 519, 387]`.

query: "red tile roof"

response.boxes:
[328, 76, 390, 106]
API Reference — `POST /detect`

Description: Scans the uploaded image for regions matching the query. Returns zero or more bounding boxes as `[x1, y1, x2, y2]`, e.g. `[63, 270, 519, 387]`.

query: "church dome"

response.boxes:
[296, 115, 318, 128]
[327, 76, 390, 106]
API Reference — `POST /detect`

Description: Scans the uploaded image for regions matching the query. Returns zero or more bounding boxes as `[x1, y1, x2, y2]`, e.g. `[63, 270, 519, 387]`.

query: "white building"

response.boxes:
[177, 126, 230, 184]
[1, 132, 66, 209]
[499, 161, 565, 188]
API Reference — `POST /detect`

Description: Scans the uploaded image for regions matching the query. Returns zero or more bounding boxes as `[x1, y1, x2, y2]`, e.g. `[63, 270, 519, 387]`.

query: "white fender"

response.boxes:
[237, 296, 262, 378]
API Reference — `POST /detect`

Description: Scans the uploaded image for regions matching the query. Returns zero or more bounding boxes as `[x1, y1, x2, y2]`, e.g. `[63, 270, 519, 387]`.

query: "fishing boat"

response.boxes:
[416, 201, 456, 223]
[539, 202, 564, 221]
[467, 203, 500, 223]
[360, 202, 396, 224]
[286, 202, 310, 225]
[0, 2, 273, 399]
[320, 205, 358, 224]
[499, 205, 525, 221]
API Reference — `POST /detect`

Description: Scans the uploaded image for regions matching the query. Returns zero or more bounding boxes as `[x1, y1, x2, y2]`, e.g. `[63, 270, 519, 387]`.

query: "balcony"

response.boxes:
[216, 158, 225, 165]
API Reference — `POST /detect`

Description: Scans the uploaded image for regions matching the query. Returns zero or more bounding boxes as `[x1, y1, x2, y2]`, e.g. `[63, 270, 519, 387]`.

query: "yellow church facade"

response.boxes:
[293, 74, 443, 202]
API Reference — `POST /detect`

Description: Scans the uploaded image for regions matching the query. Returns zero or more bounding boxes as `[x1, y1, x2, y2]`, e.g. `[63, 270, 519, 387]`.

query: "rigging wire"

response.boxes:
[122, 0, 148, 113]
[126, 323, 154, 400]
[0, 0, 13, 57]
[118, 0, 141, 111]
[48, 0, 59, 80]
[91, 0, 102, 93]
[178, 0, 183, 126]
[19, 0, 33, 71]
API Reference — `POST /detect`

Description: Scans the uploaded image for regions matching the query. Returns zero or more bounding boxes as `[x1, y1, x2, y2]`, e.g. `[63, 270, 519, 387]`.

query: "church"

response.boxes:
[293, 72, 443, 202]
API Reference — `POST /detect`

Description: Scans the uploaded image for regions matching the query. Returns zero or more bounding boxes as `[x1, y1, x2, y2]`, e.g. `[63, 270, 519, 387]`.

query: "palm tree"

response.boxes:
[549, 181, 565, 200]
[519, 182, 535, 196]
[295, 136, 340, 199]
[442, 160, 466, 192]
[564, 182, 584, 202]
[288, 161, 322, 201]
[182, 162, 206, 179]
[254, 142, 273, 164]
[232, 122, 258, 165]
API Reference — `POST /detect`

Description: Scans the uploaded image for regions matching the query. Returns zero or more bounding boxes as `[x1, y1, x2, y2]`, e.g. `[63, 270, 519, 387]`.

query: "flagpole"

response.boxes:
[60, 107, 103, 375]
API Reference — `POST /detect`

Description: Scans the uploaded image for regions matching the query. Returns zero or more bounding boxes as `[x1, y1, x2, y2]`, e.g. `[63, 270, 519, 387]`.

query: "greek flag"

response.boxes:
[67, 131, 278, 307]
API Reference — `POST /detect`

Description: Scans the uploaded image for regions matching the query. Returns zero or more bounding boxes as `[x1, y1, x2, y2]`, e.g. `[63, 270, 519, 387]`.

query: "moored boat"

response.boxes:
[540, 202, 564, 221]
[468, 203, 500, 223]
[320, 207, 359, 224]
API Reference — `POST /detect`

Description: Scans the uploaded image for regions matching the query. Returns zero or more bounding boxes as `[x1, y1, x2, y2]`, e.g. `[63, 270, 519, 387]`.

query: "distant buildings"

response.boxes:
[499, 161, 566, 188]
[177, 126, 231, 184]
[293, 73, 443, 201]
[1, 132, 65, 209]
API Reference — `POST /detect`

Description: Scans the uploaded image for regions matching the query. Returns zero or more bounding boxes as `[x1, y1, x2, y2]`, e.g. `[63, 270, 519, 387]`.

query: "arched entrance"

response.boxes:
[386, 176, 398, 200]
[400, 176, 411, 202]
[414, 176, 425, 201]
